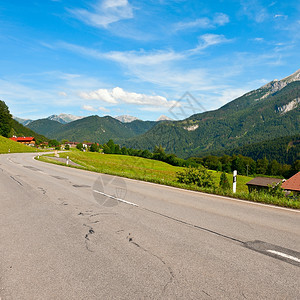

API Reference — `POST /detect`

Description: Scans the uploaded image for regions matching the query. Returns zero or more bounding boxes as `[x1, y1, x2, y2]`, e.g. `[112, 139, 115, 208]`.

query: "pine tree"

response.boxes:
[0, 100, 13, 137]
[219, 171, 230, 190]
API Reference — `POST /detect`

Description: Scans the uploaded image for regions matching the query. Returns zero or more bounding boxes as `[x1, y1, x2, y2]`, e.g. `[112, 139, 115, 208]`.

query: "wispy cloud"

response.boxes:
[274, 14, 288, 20]
[174, 13, 229, 31]
[240, 0, 268, 23]
[59, 41, 185, 65]
[79, 87, 179, 108]
[82, 104, 98, 112]
[82, 104, 109, 112]
[190, 34, 232, 52]
[68, 0, 134, 28]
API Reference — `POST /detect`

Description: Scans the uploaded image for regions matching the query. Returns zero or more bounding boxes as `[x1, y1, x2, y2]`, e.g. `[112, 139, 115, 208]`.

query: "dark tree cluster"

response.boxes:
[189, 154, 299, 178]
[101, 139, 198, 168]
[0, 100, 13, 137]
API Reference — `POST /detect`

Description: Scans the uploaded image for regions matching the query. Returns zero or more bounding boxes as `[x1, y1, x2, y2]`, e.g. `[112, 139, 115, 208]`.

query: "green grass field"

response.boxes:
[43, 150, 252, 193]
[38, 150, 299, 209]
[0, 135, 40, 154]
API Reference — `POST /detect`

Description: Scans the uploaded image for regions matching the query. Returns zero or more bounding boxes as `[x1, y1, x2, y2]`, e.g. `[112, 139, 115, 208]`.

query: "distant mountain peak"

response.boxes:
[261, 69, 300, 93]
[254, 69, 300, 102]
[157, 115, 173, 121]
[115, 115, 140, 123]
[47, 114, 83, 124]
[13, 116, 33, 126]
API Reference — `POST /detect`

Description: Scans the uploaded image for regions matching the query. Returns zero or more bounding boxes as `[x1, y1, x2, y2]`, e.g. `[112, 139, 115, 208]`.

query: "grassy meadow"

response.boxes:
[0, 135, 41, 154]
[41, 150, 252, 193]
[38, 150, 300, 209]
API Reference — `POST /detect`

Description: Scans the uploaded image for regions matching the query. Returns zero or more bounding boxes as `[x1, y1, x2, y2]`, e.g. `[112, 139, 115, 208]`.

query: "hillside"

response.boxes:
[26, 119, 64, 137]
[0, 135, 40, 153]
[198, 134, 300, 164]
[12, 119, 49, 142]
[27, 115, 157, 142]
[124, 71, 300, 158]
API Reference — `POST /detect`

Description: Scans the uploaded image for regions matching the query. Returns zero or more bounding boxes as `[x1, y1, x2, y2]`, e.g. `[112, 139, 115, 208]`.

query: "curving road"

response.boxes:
[0, 153, 299, 299]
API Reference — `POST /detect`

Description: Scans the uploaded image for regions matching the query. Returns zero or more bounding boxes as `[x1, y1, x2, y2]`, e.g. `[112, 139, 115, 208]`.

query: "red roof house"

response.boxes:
[282, 172, 300, 195]
[10, 137, 36, 145]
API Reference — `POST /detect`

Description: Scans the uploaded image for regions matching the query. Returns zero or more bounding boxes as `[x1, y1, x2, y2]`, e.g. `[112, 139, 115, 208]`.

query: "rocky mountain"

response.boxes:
[123, 69, 300, 158]
[115, 115, 140, 123]
[47, 114, 83, 124]
[14, 113, 83, 125]
[157, 115, 173, 121]
[13, 116, 33, 126]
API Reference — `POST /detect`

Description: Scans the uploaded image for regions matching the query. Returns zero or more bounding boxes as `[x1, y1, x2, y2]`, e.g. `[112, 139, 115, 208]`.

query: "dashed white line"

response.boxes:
[267, 250, 300, 263]
[93, 190, 139, 207]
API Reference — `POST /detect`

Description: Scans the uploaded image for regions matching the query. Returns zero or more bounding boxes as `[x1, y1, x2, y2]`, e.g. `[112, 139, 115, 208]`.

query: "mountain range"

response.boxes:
[21, 69, 300, 160]
[26, 116, 157, 143]
[15, 113, 173, 125]
[124, 69, 300, 158]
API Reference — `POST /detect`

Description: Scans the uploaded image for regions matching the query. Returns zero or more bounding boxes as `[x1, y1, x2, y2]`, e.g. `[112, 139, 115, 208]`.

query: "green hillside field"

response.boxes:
[0, 135, 41, 154]
[37, 150, 300, 209]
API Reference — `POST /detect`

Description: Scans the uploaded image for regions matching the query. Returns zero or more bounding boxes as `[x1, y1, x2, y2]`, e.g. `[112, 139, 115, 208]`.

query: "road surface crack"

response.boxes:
[128, 236, 175, 296]
[202, 290, 211, 297]
[143, 207, 243, 244]
[38, 187, 46, 195]
[10, 175, 23, 186]
[83, 224, 95, 252]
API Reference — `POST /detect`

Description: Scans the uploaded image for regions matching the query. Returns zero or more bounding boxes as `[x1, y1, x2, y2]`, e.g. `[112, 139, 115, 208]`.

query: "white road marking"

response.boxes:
[266, 250, 300, 263]
[93, 190, 139, 207]
[119, 176, 300, 213]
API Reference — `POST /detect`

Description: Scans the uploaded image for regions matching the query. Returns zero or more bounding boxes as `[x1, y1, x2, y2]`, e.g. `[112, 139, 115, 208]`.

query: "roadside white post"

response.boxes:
[233, 170, 237, 193]
[66, 156, 69, 165]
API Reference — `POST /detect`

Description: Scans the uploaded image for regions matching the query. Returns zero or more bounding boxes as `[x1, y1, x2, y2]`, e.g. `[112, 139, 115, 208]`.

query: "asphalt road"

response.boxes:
[0, 153, 299, 299]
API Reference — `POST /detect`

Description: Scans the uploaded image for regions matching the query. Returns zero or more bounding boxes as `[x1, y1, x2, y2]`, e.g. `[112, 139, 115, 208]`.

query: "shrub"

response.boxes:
[76, 143, 83, 151]
[90, 143, 99, 152]
[219, 171, 230, 190]
[176, 166, 215, 188]
[268, 182, 285, 198]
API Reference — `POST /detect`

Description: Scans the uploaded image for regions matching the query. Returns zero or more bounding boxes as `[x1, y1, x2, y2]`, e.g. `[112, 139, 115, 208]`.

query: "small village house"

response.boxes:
[246, 177, 284, 193]
[10, 136, 36, 146]
[65, 142, 79, 148]
[281, 172, 300, 196]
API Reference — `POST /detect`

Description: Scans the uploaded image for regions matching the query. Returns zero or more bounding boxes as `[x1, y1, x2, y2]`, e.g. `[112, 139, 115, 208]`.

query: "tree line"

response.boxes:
[100, 140, 299, 178]
[189, 154, 299, 178]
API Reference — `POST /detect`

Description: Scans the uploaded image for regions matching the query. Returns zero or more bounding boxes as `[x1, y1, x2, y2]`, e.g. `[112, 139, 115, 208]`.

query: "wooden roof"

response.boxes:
[246, 177, 283, 187]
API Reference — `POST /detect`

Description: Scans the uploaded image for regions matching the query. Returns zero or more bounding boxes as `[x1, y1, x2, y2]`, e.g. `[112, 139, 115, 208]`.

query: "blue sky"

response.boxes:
[0, 0, 299, 121]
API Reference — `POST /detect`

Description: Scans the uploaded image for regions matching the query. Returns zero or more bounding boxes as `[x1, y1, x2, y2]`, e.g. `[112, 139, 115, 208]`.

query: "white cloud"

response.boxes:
[99, 106, 110, 112]
[190, 34, 232, 52]
[274, 14, 288, 20]
[82, 105, 98, 111]
[59, 41, 229, 92]
[106, 49, 184, 65]
[213, 13, 230, 26]
[253, 37, 264, 42]
[79, 87, 179, 108]
[68, 0, 134, 28]
[58, 91, 67, 97]
[174, 13, 229, 31]
[79, 89, 118, 103]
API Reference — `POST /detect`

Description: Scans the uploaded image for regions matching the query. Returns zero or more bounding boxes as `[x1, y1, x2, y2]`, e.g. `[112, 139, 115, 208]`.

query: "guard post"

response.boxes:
[233, 170, 237, 193]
